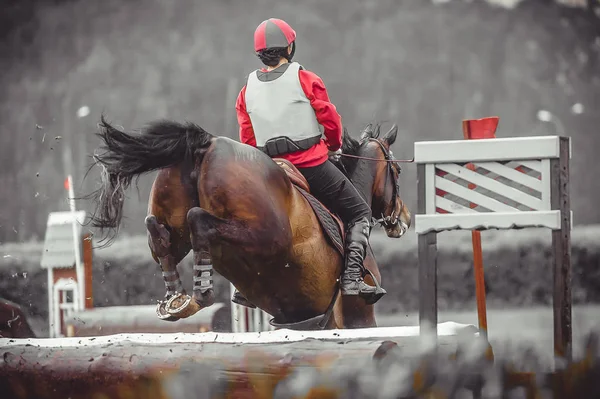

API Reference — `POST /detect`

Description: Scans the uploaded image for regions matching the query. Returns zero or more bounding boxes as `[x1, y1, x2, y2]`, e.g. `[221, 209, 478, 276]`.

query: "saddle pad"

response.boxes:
[295, 186, 345, 256]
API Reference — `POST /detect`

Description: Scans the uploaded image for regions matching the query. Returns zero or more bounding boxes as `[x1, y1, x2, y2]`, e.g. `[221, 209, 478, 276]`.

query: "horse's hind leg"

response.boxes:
[165, 207, 216, 318]
[189, 208, 217, 308]
[145, 215, 189, 321]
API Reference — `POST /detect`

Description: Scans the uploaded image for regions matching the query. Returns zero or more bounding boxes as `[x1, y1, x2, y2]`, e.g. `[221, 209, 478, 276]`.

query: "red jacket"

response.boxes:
[235, 67, 343, 168]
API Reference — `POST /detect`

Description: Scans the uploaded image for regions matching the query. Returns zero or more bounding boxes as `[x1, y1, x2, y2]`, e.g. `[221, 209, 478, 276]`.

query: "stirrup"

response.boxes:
[360, 269, 387, 305]
[231, 291, 256, 309]
[342, 268, 387, 305]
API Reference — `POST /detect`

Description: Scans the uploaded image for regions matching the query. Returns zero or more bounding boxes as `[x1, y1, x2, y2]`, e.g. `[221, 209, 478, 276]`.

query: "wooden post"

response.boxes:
[461, 117, 499, 340]
[470, 231, 487, 335]
[551, 136, 572, 362]
[418, 164, 438, 337]
[82, 232, 94, 309]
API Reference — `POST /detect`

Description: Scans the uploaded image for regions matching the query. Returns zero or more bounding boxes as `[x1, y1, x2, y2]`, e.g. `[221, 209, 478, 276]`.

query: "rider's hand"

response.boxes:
[328, 148, 342, 161]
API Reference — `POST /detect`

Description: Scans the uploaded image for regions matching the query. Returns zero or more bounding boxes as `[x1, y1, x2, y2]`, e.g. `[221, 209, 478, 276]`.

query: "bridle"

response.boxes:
[339, 138, 409, 230]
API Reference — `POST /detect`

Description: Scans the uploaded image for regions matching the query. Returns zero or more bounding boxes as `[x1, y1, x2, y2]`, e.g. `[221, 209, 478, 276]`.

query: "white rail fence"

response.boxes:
[415, 134, 572, 360]
[415, 135, 572, 233]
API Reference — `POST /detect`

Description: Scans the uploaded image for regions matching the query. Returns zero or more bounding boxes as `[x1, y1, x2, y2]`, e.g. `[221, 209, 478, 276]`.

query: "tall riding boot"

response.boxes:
[341, 217, 386, 304]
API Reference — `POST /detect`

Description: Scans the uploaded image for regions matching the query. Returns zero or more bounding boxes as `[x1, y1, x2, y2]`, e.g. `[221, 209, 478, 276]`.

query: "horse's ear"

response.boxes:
[383, 124, 398, 146]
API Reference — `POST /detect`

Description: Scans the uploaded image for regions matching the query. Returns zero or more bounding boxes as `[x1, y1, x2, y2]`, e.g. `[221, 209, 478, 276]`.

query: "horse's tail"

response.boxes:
[87, 114, 214, 246]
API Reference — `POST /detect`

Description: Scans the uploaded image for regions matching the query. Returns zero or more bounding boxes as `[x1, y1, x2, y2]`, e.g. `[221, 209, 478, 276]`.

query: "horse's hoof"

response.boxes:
[193, 288, 216, 308]
[362, 287, 387, 305]
[166, 293, 201, 319]
[156, 301, 179, 321]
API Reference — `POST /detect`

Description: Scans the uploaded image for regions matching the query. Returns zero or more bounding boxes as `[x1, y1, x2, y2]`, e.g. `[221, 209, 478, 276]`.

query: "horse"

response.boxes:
[87, 116, 411, 330]
[0, 298, 36, 338]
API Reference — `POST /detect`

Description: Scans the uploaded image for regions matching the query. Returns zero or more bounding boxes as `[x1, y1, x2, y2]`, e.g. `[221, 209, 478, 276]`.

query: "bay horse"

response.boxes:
[0, 298, 36, 338]
[87, 116, 411, 329]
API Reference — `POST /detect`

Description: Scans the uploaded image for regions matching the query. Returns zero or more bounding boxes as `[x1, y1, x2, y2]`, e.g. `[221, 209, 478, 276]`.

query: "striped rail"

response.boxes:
[415, 135, 572, 234]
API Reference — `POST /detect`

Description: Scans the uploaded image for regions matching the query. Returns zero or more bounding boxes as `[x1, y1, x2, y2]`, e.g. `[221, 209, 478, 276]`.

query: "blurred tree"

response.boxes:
[0, 0, 598, 242]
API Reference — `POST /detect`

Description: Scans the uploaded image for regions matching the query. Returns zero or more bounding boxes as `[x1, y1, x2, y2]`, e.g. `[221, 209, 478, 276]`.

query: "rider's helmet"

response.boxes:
[253, 18, 296, 66]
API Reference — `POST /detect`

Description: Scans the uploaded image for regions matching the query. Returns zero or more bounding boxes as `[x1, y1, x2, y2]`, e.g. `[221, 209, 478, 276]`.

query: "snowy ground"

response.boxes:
[376, 304, 600, 362]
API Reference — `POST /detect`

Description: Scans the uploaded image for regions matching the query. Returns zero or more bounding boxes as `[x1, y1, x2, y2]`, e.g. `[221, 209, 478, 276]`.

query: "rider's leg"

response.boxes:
[297, 160, 383, 302]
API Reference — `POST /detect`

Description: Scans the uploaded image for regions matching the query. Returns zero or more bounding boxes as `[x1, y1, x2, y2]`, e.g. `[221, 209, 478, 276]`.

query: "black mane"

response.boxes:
[335, 123, 383, 176]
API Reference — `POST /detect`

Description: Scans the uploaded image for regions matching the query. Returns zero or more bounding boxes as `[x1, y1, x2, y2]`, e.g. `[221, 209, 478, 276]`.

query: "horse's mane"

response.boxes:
[336, 123, 383, 176]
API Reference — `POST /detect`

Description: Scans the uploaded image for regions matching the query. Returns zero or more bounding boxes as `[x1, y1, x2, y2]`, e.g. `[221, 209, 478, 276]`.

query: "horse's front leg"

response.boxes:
[145, 215, 187, 321]
[165, 207, 216, 318]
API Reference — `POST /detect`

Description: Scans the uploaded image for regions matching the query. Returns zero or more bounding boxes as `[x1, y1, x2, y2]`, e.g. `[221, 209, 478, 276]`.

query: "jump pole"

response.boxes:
[461, 117, 499, 341]
[432, 117, 498, 341]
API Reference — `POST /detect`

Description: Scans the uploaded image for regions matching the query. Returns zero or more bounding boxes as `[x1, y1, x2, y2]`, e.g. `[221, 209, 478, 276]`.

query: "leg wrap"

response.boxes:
[161, 269, 183, 296]
[193, 259, 213, 293]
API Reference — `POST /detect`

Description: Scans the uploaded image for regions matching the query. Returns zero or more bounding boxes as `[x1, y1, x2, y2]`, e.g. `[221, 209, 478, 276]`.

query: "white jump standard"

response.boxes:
[414, 135, 572, 361]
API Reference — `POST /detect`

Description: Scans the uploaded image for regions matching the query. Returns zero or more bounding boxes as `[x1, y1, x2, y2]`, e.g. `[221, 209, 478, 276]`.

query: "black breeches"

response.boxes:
[297, 160, 372, 227]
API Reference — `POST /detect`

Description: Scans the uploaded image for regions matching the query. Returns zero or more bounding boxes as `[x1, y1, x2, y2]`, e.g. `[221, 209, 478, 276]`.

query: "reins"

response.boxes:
[338, 153, 414, 163]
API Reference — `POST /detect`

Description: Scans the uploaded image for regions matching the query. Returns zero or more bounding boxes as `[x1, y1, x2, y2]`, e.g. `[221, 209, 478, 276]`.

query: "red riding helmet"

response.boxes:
[254, 18, 296, 52]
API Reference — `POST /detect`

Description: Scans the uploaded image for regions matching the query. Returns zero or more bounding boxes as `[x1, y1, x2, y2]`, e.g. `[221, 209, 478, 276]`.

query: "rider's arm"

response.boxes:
[298, 70, 343, 152]
[235, 85, 257, 146]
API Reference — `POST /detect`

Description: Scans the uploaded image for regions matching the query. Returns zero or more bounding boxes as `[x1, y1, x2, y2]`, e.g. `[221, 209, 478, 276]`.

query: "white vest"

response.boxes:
[244, 62, 323, 147]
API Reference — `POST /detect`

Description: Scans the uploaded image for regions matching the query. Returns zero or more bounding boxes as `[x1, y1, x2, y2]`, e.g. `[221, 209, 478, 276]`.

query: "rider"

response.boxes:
[233, 18, 385, 306]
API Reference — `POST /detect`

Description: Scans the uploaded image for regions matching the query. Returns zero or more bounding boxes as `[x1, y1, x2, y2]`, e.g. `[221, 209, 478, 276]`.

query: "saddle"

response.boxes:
[273, 158, 345, 255]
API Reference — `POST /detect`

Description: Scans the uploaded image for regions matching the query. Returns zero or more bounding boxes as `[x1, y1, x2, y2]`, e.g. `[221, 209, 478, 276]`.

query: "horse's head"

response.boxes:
[334, 123, 411, 238]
